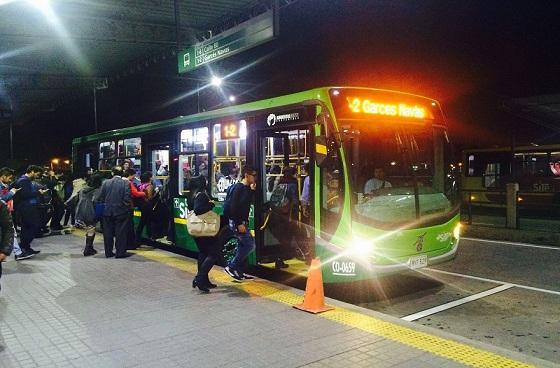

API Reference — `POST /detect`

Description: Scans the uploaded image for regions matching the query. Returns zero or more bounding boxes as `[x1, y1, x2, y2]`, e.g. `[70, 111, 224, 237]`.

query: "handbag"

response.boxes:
[187, 209, 220, 237]
[94, 202, 105, 220]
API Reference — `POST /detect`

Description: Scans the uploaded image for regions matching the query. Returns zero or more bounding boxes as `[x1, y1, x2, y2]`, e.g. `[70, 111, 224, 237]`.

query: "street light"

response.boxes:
[210, 76, 222, 87]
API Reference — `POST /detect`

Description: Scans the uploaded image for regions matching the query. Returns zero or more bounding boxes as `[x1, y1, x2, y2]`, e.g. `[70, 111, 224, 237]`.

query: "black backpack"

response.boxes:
[222, 183, 241, 220]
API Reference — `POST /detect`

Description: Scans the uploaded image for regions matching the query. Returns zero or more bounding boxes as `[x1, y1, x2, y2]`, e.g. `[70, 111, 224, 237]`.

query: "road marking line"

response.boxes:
[462, 237, 560, 250]
[425, 268, 560, 296]
[134, 249, 534, 368]
[401, 284, 514, 322]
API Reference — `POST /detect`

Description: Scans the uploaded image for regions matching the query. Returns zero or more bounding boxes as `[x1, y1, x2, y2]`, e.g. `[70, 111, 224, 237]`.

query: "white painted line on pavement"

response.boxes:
[424, 268, 560, 296]
[462, 237, 560, 250]
[401, 284, 514, 322]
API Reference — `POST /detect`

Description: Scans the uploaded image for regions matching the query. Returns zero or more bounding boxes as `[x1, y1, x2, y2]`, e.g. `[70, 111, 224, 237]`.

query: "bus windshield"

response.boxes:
[341, 123, 458, 227]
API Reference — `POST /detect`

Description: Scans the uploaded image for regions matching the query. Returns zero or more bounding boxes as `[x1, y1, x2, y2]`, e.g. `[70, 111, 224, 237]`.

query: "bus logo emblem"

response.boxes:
[414, 232, 427, 252]
[267, 113, 276, 126]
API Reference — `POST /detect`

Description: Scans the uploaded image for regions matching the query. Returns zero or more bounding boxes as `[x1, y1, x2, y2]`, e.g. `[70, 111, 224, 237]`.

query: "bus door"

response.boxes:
[255, 126, 314, 268]
[146, 143, 171, 188]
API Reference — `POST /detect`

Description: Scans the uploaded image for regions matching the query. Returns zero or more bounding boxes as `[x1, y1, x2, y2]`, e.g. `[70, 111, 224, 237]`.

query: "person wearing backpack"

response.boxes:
[223, 165, 257, 281]
[268, 166, 300, 269]
[75, 174, 103, 256]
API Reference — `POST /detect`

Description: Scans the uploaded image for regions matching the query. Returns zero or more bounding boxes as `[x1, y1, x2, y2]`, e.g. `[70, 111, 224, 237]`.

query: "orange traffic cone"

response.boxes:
[294, 258, 334, 314]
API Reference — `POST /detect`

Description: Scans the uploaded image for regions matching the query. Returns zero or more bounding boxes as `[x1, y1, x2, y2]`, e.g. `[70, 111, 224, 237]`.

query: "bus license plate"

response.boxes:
[408, 255, 428, 269]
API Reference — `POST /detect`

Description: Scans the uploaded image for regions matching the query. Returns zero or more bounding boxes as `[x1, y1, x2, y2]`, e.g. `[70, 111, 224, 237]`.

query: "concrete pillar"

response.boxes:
[506, 183, 519, 229]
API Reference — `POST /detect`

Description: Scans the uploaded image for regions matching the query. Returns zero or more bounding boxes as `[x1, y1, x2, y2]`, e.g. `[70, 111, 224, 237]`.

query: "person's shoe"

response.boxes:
[275, 259, 289, 269]
[15, 251, 35, 261]
[204, 277, 217, 288]
[105, 252, 115, 258]
[29, 248, 41, 255]
[115, 252, 133, 259]
[224, 266, 242, 281]
[240, 273, 255, 280]
[192, 279, 210, 293]
[83, 246, 97, 257]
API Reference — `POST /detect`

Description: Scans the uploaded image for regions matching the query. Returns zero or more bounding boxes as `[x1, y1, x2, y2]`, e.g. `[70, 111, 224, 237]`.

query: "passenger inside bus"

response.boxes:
[364, 168, 392, 194]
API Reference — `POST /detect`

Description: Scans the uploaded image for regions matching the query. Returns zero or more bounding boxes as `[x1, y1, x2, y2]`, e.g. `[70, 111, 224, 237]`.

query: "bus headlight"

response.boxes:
[453, 223, 462, 240]
[350, 237, 375, 256]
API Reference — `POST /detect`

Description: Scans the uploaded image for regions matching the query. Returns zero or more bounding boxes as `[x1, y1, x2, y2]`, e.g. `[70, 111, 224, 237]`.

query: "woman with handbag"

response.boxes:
[75, 174, 103, 256]
[189, 175, 220, 293]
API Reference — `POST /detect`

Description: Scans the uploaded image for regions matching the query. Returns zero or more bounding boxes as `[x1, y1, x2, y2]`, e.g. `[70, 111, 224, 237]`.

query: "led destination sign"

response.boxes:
[347, 97, 428, 119]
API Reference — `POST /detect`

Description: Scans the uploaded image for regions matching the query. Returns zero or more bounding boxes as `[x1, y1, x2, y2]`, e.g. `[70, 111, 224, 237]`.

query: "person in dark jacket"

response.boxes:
[0, 200, 15, 290]
[223, 165, 257, 281]
[14, 165, 45, 256]
[97, 166, 132, 258]
[189, 176, 218, 293]
[75, 174, 103, 256]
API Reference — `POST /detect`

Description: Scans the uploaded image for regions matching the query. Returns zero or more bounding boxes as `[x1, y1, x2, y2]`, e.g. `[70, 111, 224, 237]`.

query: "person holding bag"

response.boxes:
[188, 176, 220, 293]
[75, 174, 103, 256]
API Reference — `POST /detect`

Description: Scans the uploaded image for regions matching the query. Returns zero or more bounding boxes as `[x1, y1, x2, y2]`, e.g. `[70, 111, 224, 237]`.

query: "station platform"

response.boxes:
[0, 233, 556, 368]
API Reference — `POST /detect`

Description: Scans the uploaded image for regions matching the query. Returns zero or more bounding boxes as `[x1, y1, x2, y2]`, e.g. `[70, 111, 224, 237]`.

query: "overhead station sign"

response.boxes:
[178, 11, 275, 74]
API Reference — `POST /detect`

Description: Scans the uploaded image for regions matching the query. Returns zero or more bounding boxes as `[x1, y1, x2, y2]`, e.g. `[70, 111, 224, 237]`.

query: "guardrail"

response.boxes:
[461, 187, 560, 229]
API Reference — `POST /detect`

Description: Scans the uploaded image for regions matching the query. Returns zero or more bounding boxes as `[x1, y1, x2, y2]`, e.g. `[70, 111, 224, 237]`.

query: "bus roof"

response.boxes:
[463, 144, 560, 154]
[72, 86, 441, 145]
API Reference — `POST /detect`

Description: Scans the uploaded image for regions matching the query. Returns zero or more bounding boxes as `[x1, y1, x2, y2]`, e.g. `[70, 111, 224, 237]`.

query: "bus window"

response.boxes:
[212, 121, 246, 201]
[181, 127, 209, 152]
[178, 153, 209, 195]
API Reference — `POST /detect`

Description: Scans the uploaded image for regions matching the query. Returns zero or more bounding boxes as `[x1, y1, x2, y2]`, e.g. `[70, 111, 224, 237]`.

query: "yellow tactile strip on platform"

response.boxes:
[133, 249, 534, 368]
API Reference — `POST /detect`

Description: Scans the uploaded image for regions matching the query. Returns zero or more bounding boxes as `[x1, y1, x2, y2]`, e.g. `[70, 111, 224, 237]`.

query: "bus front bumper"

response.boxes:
[367, 241, 459, 275]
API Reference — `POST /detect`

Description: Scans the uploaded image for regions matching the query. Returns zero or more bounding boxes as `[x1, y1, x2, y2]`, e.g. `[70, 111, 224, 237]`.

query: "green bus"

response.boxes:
[72, 87, 460, 283]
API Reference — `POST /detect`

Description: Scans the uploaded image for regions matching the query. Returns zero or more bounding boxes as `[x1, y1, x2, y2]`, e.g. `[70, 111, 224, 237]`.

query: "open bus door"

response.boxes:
[254, 126, 314, 271]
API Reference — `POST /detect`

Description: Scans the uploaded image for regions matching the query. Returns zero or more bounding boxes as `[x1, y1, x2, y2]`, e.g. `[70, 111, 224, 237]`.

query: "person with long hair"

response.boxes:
[190, 175, 219, 293]
[136, 171, 155, 244]
[75, 173, 103, 256]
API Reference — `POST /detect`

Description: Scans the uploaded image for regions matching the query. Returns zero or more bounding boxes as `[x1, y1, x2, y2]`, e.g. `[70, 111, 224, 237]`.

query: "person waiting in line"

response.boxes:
[123, 168, 146, 250]
[0, 167, 29, 261]
[364, 167, 392, 194]
[0, 199, 15, 292]
[223, 165, 257, 281]
[268, 166, 300, 269]
[14, 165, 46, 257]
[189, 176, 219, 293]
[98, 166, 132, 258]
[41, 169, 65, 231]
[135, 171, 155, 245]
[300, 163, 311, 220]
[62, 173, 75, 227]
[75, 174, 103, 256]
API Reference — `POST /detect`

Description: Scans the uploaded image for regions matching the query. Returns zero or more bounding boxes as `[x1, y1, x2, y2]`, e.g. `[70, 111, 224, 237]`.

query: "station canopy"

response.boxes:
[0, 0, 276, 124]
[502, 94, 560, 142]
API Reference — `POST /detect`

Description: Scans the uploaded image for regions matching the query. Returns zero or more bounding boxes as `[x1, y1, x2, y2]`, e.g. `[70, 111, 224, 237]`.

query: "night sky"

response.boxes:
[3, 0, 560, 163]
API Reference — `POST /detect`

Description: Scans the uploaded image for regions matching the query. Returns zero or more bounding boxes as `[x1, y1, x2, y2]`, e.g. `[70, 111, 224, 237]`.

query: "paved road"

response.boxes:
[353, 237, 560, 363]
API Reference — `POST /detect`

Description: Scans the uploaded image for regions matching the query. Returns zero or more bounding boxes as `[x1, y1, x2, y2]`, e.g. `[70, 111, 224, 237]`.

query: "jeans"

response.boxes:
[12, 226, 22, 256]
[228, 221, 255, 274]
[19, 204, 40, 252]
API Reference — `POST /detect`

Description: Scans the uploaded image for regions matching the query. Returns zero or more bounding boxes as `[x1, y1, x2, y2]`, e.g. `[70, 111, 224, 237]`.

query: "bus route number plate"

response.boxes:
[408, 255, 428, 269]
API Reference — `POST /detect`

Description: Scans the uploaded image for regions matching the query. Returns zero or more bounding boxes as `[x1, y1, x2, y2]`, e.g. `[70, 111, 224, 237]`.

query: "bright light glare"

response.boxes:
[332, 90, 340, 96]
[228, 95, 236, 102]
[350, 237, 375, 257]
[210, 76, 222, 87]
[25, 0, 91, 74]
[453, 223, 461, 239]
[51, 158, 59, 164]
